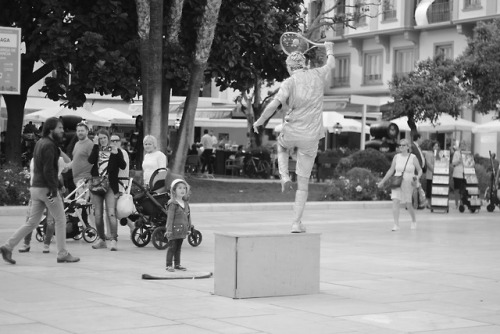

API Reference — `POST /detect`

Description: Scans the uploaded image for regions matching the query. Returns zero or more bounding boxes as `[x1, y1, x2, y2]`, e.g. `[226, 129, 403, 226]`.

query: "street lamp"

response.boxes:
[333, 122, 343, 149]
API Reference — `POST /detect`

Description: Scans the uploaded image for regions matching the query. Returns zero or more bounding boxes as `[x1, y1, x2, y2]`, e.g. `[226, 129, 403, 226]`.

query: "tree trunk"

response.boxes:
[4, 58, 39, 166]
[171, 63, 204, 174]
[4, 94, 27, 166]
[161, 78, 172, 161]
[170, 0, 222, 174]
[135, 0, 151, 135]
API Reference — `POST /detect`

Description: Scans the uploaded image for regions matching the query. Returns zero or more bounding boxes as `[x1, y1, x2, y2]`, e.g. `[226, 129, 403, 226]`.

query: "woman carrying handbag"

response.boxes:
[378, 139, 423, 231]
[88, 129, 126, 251]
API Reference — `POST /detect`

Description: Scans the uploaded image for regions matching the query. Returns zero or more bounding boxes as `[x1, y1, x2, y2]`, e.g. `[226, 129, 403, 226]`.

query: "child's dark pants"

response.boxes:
[166, 239, 184, 267]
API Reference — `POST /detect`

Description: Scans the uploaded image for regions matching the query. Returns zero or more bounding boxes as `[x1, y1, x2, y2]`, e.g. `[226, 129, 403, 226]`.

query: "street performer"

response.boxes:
[253, 42, 335, 233]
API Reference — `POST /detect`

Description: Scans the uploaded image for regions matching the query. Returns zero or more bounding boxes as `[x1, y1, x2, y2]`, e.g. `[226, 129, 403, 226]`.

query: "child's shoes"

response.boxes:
[166, 266, 175, 272]
[175, 265, 187, 271]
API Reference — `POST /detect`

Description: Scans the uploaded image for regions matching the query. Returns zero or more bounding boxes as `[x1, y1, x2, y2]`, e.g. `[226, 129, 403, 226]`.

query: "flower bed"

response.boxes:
[0, 164, 31, 206]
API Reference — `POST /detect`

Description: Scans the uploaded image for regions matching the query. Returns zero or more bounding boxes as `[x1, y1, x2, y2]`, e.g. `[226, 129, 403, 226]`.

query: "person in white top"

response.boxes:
[142, 135, 167, 187]
[378, 139, 423, 231]
[253, 42, 335, 233]
[451, 141, 466, 209]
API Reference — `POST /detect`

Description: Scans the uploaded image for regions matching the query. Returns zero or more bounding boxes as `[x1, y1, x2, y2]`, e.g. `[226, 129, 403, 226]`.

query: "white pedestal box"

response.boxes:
[214, 232, 320, 299]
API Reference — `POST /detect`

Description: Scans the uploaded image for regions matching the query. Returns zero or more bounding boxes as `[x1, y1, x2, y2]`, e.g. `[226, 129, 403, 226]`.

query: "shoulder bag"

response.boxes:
[89, 169, 109, 196]
[390, 154, 411, 189]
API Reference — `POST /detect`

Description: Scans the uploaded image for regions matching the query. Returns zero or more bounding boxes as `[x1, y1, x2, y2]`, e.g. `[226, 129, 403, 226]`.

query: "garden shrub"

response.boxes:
[324, 167, 390, 201]
[0, 164, 31, 206]
[335, 148, 391, 176]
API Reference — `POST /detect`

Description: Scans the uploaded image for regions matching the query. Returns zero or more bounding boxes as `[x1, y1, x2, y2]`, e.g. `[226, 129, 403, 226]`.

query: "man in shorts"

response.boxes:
[253, 42, 335, 233]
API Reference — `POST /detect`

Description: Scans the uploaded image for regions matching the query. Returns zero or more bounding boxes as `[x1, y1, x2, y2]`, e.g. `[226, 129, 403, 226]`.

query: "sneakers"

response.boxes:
[57, 253, 80, 263]
[92, 239, 107, 249]
[166, 266, 175, 272]
[291, 222, 306, 233]
[110, 240, 117, 251]
[43, 244, 50, 253]
[0, 246, 16, 264]
[18, 244, 30, 253]
[174, 265, 187, 271]
[411, 222, 417, 230]
[391, 225, 400, 231]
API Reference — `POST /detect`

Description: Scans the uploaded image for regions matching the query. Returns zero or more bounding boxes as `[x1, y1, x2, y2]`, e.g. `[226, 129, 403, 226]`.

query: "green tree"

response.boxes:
[169, 0, 223, 174]
[459, 19, 500, 115]
[206, 0, 302, 148]
[0, 0, 140, 165]
[388, 54, 468, 134]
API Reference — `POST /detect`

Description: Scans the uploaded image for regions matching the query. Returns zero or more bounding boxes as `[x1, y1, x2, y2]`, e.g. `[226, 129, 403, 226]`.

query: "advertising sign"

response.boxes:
[0, 27, 21, 95]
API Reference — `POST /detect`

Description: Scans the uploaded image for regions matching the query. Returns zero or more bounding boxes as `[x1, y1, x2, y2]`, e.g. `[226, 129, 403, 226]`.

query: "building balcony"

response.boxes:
[332, 76, 350, 88]
[427, 1, 451, 23]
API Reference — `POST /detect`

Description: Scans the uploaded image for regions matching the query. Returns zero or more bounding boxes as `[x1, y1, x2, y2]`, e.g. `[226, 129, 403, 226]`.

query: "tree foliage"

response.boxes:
[38, 0, 140, 107]
[458, 19, 500, 116]
[388, 54, 468, 132]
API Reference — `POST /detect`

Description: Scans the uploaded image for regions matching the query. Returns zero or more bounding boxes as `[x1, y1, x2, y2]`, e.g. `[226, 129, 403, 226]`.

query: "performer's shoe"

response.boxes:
[391, 224, 400, 232]
[410, 222, 417, 230]
[291, 222, 306, 233]
[281, 180, 294, 193]
[0, 246, 16, 264]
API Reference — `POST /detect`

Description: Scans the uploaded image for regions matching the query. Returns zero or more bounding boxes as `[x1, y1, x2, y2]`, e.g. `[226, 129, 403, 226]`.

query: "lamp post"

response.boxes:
[333, 122, 343, 149]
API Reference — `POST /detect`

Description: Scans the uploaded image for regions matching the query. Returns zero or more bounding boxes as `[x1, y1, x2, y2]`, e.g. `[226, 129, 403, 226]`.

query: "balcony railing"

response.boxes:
[427, 1, 451, 23]
[333, 23, 344, 37]
[364, 74, 382, 84]
[383, 9, 397, 21]
[332, 76, 350, 87]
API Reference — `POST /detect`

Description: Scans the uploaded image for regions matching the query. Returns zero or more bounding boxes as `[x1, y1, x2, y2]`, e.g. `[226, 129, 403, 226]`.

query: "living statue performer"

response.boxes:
[253, 42, 335, 233]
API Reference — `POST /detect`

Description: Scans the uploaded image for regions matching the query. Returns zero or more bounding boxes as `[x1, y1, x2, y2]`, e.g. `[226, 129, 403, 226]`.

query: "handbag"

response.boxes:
[389, 155, 411, 189]
[116, 178, 136, 219]
[89, 173, 109, 196]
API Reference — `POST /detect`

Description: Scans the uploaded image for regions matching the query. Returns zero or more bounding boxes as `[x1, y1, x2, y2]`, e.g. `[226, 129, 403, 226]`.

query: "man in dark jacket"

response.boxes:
[0, 117, 80, 264]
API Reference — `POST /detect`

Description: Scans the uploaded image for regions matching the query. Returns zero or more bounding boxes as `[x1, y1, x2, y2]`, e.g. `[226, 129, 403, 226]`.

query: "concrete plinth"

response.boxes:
[214, 232, 320, 299]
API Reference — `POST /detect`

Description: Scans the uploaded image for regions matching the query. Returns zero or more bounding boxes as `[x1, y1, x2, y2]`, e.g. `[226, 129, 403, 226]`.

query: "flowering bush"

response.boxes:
[335, 148, 390, 176]
[0, 164, 31, 206]
[324, 167, 390, 201]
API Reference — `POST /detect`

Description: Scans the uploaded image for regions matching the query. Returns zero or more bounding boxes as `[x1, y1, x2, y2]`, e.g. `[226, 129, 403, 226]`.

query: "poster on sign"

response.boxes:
[0, 27, 21, 95]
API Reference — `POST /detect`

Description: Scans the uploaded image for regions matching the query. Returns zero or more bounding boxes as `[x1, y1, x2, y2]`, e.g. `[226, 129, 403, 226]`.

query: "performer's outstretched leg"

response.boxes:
[277, 143, 293, 193]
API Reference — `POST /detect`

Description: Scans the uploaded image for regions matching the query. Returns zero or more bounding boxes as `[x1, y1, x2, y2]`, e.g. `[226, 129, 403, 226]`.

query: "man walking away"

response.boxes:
[0, 117, 80, 264]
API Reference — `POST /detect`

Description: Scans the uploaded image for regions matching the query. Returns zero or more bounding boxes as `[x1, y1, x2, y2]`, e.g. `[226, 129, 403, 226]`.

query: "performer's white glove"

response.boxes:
[252, 122, 261, 134]
[324, 42, 334, 55]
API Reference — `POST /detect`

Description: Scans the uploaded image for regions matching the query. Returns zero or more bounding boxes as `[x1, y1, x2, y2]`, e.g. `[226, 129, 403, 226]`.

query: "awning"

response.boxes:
[25, 107, 111, 127]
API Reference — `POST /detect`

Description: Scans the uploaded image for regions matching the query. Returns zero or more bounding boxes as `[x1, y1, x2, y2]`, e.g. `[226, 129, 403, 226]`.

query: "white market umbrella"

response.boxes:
[273, 112, 369, 133]
[418, 113, 477, 132]
[93, 108, 135, 125]
[25, 107, 111, 127]
[472, 119, 500, 134]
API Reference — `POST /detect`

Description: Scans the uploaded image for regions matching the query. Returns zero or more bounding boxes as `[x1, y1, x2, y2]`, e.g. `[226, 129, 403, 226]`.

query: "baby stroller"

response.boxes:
[485, 151, 500, 212]
[36, 181, 98, 243]
[124, 168, 203, 249]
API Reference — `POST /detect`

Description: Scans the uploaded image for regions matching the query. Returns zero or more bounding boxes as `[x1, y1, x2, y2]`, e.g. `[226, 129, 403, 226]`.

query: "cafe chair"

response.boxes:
[185, 155, 201, 174]
[225, 155, 244, 176]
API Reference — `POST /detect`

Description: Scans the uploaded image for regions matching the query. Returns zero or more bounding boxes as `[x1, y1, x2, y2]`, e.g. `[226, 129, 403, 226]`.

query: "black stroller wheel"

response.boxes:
[487, 204, 495, 212]
[131, 226, 151, 247]
[83, 227, 98, 243]
[459, 205, 465, 213]
[151, 227, 169, 250]
[188, 230, 202, 247]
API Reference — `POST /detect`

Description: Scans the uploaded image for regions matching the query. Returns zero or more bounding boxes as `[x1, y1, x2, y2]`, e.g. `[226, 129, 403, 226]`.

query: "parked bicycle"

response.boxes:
[244, 155, 271, 178]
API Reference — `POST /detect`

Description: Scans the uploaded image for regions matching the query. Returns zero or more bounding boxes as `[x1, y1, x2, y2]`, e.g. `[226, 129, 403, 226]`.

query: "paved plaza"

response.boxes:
[0, 203, 500, 333]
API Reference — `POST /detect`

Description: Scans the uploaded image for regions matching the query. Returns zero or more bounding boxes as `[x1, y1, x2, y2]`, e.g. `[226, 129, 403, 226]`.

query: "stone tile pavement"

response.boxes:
[0, 203, 499, 333]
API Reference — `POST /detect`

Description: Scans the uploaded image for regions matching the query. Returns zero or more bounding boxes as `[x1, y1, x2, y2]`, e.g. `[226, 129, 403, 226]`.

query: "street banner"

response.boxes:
[0, 27, 21, 95]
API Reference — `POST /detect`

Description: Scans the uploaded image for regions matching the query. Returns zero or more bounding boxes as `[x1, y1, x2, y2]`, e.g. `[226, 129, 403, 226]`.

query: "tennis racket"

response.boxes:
[280, 32, 325, 55]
